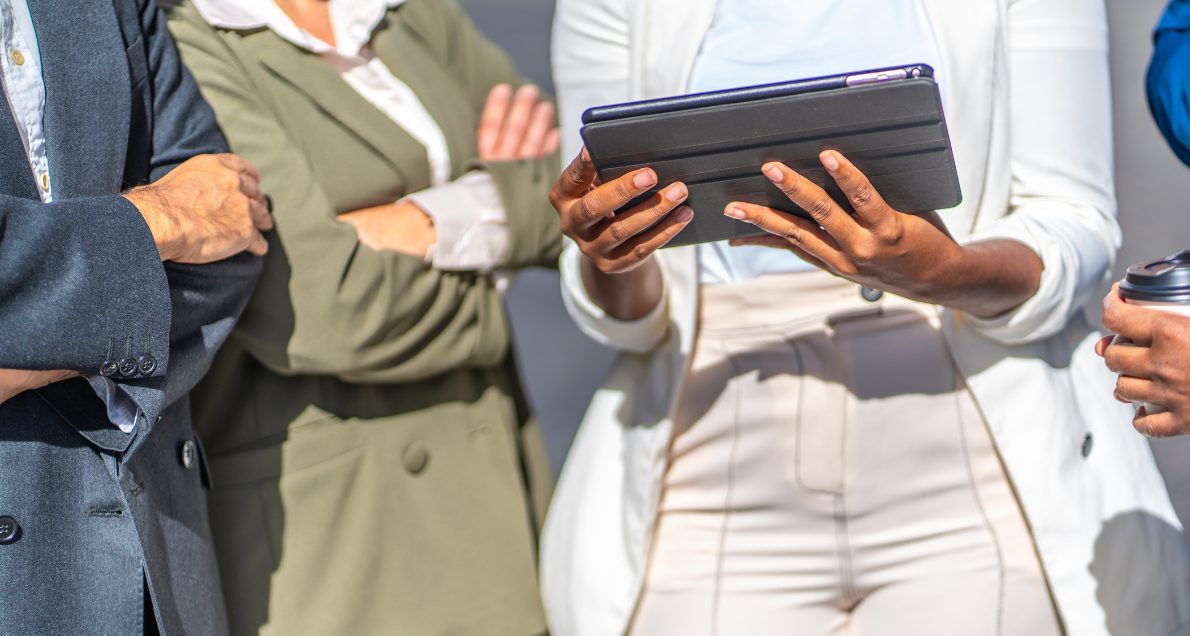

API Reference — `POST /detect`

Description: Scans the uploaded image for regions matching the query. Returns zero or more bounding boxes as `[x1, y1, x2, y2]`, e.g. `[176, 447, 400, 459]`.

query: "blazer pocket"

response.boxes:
[125, 34, 149, 88]
[206, 417, 362, 488]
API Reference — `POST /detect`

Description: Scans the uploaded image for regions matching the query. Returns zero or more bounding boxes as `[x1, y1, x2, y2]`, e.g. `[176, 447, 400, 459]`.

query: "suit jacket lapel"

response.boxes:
[27, 0, 131, 198]
[246, 29, 428, 186]
[0, 88, 41, 199]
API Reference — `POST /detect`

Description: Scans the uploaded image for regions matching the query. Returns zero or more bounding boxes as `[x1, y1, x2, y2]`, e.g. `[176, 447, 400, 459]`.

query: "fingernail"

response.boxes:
[664, 183, 688, 203]
[724, 205, 746, 220]
[675, 206, 693, 222]
[821, 152, 840, 173]
[763, 164, 783, 182]
[634, 170, 657, 189]
[581, 147, 591, 163]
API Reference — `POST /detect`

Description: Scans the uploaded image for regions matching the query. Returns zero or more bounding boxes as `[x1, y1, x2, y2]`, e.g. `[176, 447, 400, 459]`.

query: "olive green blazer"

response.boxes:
[165, 1, 560, 634]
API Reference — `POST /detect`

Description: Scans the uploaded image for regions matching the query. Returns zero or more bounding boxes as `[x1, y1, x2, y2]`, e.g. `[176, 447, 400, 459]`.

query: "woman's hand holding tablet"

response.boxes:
[549, 149, 693, 320]
[726, 150, 1043, 319]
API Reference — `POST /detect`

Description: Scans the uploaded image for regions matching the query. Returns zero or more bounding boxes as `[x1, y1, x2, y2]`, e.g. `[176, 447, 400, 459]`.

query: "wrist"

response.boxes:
[124, 186, 180, 262]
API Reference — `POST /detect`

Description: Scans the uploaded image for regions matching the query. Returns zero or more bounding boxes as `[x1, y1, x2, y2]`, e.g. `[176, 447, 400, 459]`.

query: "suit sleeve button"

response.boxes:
[99, 360, 120, 377]
[0, 516, 22, 544]
[180, 440, 197, 470]
[118, 357, 139, 377]
[402, 442, 429, 475]
[138, 354, 158, 376]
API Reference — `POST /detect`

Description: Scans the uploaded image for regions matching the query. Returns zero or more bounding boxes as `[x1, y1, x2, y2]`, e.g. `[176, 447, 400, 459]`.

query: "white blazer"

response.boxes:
[543, 0, 1190, 634]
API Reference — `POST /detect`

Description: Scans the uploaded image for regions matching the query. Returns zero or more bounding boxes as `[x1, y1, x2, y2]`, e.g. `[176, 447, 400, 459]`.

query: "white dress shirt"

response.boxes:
[689, 0, 940, 284]
[0, 0, 139, 433]
[192, 0, 512, 272]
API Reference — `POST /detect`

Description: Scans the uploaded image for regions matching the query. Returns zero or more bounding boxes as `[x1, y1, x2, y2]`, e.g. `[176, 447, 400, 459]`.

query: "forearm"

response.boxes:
[581, 256, 665, 321]
[926, 239, 1043, 319]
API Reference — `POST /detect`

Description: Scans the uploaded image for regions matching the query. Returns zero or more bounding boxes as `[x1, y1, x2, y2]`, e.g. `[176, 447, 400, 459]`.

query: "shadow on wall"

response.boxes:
[1090, 511, 1190, 634]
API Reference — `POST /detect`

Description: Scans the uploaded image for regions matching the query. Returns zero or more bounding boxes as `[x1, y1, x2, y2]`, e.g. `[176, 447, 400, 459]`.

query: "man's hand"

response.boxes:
[338, 200, 437, 259]
[0, 369, 78, 406]
[476, 84, 561, 161]
[124, 154, 273, 263]
[1098, 284, 1190, 437]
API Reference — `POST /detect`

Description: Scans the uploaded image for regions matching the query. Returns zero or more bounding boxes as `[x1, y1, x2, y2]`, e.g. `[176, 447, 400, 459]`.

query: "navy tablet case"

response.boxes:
[580, 65, 963, 247]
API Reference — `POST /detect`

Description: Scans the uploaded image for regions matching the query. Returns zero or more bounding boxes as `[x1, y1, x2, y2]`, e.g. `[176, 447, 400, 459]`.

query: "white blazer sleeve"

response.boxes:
[552, 0, 672, 353]
[964, 0, 1119, 345]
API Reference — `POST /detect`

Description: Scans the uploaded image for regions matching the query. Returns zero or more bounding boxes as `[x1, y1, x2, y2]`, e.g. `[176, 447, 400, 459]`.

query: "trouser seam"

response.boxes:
[954, 374, 1005, 636]
[710, 341, 746, 636]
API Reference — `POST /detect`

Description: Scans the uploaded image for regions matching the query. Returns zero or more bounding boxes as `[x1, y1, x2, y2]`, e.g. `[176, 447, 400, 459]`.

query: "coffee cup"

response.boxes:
[1117, 250, 1190, 414]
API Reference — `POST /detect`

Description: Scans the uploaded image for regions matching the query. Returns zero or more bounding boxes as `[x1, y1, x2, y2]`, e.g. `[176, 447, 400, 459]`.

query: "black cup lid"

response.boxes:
[1119, 250, 1190, 303]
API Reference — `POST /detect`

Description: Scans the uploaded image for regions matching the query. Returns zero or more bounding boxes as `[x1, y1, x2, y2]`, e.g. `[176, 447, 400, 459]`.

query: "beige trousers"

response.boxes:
[630, 272, 1062, 636]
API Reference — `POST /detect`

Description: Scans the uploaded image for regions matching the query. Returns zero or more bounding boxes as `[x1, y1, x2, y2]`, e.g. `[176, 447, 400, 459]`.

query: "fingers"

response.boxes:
[760, 161, 859, 243]
[551, 149, 598, 206]
[477, 83, 512, 159]
[1133, 407, 1184, 438]
[495, 85, 539, 159]
[542, 128, 562, 156]
[248, 197, 273, 232]
[1102, 340, 1151, 377]
[591, 183, 688, 252]
[518, 101, 556, 159]
[1094, 335, 1114, 358]
[820, 150, 893, 229]
[218, 153, 261, 182]
[723, 202, 848, 271]
[568, 168, 658, 232]
[1115, 375, 1162, 405]
[1102, 286, 1158, 345]
[245, 230, 269, 256]
[602, 204, 694, 268]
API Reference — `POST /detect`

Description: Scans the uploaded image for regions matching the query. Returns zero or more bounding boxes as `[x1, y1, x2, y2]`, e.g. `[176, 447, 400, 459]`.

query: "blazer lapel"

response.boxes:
[246, 30, 428, 186]
[0, 89, 40, 199]
[27, 0, 131, 198]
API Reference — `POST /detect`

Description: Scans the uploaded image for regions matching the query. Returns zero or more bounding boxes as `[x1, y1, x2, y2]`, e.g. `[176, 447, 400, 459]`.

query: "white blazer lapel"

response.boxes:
[635, 0, 718, 99]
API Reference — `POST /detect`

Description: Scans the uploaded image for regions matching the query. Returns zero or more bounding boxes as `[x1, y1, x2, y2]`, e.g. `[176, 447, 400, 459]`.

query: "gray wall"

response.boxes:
[460, 0, 1190, 523]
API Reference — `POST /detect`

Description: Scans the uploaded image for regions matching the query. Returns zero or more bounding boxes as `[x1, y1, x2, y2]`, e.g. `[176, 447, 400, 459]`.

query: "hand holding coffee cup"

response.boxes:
[1098, 251, 1190, 437]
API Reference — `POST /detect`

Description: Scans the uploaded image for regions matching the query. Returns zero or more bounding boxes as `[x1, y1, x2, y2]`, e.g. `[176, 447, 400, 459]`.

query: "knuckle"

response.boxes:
[632, 243, 651, 262]
[595, 258, 618, 274]
[781, 223, 804, 246]
[607, 220, 627, 244]
[806, 196, 833, 221]
[575, 199, 600, 225]
[851, 185, 876, 208]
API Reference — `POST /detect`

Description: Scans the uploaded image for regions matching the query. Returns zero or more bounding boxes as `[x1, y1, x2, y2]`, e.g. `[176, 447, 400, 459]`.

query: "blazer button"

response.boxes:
[118, 357, 139, 378]
[402, 442, 429, 475]
[1081, 432, 1094, 459]
[99, 359, 120, 377]
[860, 287, 884, 303]
[180, 440, 197, 470]
[0, 515, 21, 544]
[138, 354, 158, 376]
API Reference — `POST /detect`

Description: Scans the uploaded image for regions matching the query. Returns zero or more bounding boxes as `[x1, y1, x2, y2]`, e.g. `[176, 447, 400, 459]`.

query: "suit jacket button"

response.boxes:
[1081, 432, 1094, 459]
[402, 442, 429, 475]
[180, 440, 197, 470]
[861, 287, 885, 303]
[0, 516, 21, 544]
[138, 354, 158, 376]
[118, 357, 139, 377]
[99, 360, 120, 377]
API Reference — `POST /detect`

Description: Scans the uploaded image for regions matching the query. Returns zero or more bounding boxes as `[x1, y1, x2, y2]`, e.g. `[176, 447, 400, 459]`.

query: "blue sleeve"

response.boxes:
[1148, 0, 1190, 166]
[113, 0, 262, 434]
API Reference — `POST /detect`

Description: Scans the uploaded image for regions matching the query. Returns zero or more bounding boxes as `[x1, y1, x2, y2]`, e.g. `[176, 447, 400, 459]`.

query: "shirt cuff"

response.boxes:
[406, 171, 509, 272]
[87, 375, 141, 434]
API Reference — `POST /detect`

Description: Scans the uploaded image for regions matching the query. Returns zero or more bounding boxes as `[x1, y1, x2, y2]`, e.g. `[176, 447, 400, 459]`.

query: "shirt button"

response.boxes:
[1081, 432, 1094, 459]
[38, 172, 49, 192]
[10, 49, 24, 66]
[402, 442, 429, 475]
[180, 440, 197, 470]
[0, 515, 21, 544]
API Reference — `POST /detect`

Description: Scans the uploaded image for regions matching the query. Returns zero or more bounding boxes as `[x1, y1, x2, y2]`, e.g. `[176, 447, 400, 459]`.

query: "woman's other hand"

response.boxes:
[1098, 285, 1190, 437]
[550, 149, 694, 320]
[725, 150, 1043, 319]
[477, 84, 561, 161]
[339, 200, 437, 259]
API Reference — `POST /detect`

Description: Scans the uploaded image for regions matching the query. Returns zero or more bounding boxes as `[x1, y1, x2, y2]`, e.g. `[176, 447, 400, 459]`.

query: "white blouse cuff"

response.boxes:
[406, 171, 510, 272]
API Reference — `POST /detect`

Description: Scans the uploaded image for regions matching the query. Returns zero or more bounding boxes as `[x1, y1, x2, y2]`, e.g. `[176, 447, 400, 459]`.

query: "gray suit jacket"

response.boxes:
[0, 1, 260, 634]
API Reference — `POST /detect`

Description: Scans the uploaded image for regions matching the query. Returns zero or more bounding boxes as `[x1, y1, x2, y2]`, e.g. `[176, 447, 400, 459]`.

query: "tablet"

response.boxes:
[580, 64, 962, 248]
